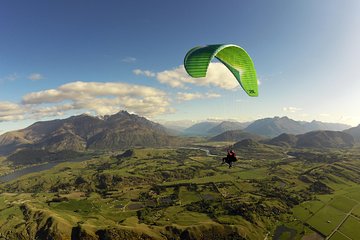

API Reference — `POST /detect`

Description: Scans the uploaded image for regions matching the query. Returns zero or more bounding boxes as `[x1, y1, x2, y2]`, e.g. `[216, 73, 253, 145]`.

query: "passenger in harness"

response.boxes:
[222, 149, 237, 168]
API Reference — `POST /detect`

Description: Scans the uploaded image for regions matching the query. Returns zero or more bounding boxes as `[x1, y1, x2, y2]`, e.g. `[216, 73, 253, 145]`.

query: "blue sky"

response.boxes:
[1, 0, 360, 133]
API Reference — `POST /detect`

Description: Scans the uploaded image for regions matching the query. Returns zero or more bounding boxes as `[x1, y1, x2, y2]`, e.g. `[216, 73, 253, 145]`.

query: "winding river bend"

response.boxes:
[179, 147, 218, 157]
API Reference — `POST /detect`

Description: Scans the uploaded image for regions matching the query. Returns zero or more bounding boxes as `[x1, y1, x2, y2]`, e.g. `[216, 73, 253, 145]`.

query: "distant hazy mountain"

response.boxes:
[210, 129, 264, 142]
[244, 116, 351, 138]
[0, 111, 175, 155]
[244, 117, 303, 137]
[182, 122, 219, 136]
[343, 124, 360, 142]
[206, 121, 249, 136]
[304, 120, 351, 132]
[160, 120, 195, 133]
[182, 121, 250, 136]
[265, 131, 354, 148]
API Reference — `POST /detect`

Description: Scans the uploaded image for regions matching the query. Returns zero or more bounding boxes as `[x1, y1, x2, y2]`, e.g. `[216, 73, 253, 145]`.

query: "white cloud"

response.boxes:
[176, 92, 221, 101]
[0, 102, 20, 111]
[0, 101, 25, 121]
[0, 73, 18, 83]
[176, 92, 203, 101]
[28, 73, 44, 81]
[22, 81, 171, 118]
[22, 89, 64, 104]
[282, 106, 302, 113]
[133, 69, 156, 78]
[31, 104, 74, 119]
[122, 57, 137, 63]
[156, 66, 194, 88]
[137, 63, 239, 90]
[205, 117, 226, 122]
[206, 92, 221, 98]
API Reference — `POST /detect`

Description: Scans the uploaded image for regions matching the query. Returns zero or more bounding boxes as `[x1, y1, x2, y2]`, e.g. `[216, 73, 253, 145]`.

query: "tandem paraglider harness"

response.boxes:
[222, 150, 237, 168]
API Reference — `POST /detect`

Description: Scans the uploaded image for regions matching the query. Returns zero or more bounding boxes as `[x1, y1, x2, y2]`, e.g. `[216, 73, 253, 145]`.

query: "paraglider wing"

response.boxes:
[184, 44, 258, 97]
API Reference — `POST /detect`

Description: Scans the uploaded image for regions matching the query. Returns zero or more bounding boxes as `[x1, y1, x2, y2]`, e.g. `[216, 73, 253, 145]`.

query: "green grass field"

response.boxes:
[329, 231, 352, 240]
[178, 187, 201, 204]
[292, 205, 312, 221]
[1, 146, 360, 239]
[338, 215, 360, 239]
[352, 204, 360, 218]
[307, 205, 345, 236]
[346, 189, 360, 202]
[233, 167, 269, 180]
[292, 201, 323, 226]
[329, 195, 358, 213]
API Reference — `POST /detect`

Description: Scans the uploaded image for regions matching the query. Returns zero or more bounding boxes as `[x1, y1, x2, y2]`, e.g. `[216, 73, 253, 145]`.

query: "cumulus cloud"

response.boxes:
[136, 63, 239, 90]
[0, 101, 25, 121]
[22, 89, 64, 104]
[176, 92, 221, 101]
[28, 73, 44, 81]
[22, 81, 171, 117]
[156, 66, 194, 88]
[133, 69, 156, 78]
[31, 104, 74, 119]
[282, 106, 302, 113]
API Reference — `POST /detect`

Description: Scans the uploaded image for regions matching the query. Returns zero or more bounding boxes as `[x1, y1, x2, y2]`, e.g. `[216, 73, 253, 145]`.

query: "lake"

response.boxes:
[0, 155, 91, 183]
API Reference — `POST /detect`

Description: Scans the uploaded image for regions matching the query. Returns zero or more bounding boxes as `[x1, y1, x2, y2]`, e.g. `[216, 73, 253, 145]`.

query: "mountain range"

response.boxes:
[181, 121, 219, 136]
[0, 112, 358, 157]
[179, 116, 351, 138]
[243, 117, 351, 138]
[0, 111, 175, 156]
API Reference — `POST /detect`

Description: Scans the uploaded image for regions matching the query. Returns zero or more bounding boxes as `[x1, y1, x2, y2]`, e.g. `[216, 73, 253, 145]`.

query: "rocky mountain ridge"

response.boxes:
[0, 111, 174, 156]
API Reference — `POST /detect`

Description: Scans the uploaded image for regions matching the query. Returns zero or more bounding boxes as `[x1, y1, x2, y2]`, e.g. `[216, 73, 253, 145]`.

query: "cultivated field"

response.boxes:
[1, 144, 360, 239]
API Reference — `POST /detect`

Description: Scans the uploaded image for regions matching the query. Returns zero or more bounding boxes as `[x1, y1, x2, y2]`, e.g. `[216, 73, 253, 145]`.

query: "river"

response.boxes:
[179, 147, 218, 157]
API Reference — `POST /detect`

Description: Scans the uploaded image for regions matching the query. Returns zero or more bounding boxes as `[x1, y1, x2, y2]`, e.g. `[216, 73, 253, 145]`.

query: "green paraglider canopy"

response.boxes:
[184, 44, 258, 97]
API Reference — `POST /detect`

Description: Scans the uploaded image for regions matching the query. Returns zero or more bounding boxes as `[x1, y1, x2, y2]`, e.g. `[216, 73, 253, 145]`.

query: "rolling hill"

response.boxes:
[343, 124, 360, 142]
[210, 129, 264, 142]
[265, 131, 354, 148]
[232, 139, 286, 160]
